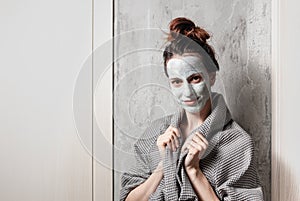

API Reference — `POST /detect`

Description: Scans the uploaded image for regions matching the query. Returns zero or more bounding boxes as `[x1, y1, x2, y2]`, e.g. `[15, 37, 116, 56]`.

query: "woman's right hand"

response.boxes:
[156, 125, 181, 157]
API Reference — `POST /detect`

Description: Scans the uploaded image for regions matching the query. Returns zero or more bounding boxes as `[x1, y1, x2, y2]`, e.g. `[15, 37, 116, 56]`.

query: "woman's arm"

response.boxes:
[185, 166, 220, 201]
[126, 125, 181, 201]
[184, 132, 220, 201]
[125, 162, 163, 201]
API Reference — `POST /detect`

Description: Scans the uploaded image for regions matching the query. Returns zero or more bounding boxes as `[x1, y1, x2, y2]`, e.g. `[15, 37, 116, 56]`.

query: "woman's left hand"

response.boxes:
[184, 132, 209, 170]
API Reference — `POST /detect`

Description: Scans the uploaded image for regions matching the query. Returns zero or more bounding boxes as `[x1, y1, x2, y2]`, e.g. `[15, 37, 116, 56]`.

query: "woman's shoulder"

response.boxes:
[218, 120, 254, 150]
[133, 113, 174, 154]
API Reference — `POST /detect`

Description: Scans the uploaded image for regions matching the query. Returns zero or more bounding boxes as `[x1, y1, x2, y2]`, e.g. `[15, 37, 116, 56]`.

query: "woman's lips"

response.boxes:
[183, 99, 197, 105]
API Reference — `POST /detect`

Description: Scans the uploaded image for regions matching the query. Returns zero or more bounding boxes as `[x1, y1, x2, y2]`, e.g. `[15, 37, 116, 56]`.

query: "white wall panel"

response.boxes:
[0, 0, 93, 200]
[93, 0, 113, 200]
[272, 0, 300, 200]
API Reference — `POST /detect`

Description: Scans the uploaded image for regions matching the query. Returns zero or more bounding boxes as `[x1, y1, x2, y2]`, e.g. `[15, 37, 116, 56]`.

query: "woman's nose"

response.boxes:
[182, 83, 194, 98]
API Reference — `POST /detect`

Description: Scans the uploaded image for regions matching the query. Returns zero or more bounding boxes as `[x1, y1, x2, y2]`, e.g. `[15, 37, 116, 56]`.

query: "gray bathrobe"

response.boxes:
[120, 93, 264, 201]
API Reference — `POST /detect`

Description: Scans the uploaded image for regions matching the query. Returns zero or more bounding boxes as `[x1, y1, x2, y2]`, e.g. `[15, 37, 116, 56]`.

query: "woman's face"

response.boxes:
[166, 55, 211, 113]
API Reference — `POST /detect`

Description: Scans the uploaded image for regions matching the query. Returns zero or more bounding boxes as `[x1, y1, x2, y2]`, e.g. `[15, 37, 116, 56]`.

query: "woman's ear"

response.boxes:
[209, 72, 216, 86]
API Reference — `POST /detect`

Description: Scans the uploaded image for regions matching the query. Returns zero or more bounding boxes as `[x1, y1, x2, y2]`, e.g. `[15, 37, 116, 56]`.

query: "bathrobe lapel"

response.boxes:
[163, 92, 232, 200]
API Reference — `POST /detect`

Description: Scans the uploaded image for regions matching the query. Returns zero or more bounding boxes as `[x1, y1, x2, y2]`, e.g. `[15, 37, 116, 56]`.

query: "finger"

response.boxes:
[164, 133, 173, 145]
[166, 125, 173, 132]
[157, 135, 166, 148]
[189, 140, 203, 152]
[193, 132, 208, 145]
[170, 127, 181, 137]
[167, 134, 174, 151]
[195, 132, 209, 145]
[192, 134, 203, 144]
[161, 130, 173, 142]
[187, 144, 197, 155]
[173, 133, 180, 148]
[171, 137, 177, 151]
[167, 141, 173, 151]
[169, 135, 177, 151]
[172, 132, 180, 151]
[160, 132, 174, 148]
[169, 132, 179, 147]
[192, 136, 208, 149]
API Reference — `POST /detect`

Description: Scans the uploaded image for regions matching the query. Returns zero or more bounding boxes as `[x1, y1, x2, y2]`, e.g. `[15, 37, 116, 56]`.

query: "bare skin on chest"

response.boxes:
[179, 123, 193, 140]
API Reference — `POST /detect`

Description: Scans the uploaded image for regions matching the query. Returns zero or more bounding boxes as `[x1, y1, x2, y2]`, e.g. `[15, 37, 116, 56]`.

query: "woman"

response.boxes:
[120, 17, 263, 201]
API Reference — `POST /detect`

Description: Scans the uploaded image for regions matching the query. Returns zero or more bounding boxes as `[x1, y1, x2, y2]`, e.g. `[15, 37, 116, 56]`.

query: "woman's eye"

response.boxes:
[190, 75, 202, 83]
[170, 79, 183, 87]
[193, 76, 200, 80]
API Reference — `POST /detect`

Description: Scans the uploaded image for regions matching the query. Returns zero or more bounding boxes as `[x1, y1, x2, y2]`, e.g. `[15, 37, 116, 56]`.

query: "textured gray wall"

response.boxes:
[113, 0, 271, 200]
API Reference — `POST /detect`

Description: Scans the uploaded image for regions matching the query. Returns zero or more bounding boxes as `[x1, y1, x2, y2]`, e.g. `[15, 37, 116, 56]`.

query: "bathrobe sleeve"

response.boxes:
[214, 126, 264, 201]
[119, 117, 165, 201]
[119, 140, 152, 201]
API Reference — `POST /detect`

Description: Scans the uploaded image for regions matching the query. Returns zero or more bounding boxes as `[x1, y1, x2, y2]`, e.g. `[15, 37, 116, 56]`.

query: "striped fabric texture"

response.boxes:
[120, 93, 264, 201]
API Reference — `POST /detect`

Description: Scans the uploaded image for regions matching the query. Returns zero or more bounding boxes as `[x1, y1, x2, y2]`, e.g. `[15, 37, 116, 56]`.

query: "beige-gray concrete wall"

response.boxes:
[113, 1, 271, 200]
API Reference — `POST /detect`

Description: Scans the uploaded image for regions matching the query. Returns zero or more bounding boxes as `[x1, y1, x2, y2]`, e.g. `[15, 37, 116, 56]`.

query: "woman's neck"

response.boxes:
[182, 99, 212, 132]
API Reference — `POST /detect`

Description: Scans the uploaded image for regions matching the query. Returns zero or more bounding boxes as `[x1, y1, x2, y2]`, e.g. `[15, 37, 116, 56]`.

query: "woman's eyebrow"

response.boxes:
[169, 77, 181, 80]
[187, 73, 202, 80]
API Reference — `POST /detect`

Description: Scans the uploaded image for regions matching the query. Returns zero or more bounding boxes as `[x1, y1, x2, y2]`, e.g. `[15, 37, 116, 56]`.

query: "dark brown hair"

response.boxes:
[163, 17, 219, 76]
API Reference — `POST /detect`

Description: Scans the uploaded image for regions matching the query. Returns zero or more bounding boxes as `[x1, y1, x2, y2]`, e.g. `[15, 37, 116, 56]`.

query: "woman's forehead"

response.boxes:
[166, 55, 207, 77]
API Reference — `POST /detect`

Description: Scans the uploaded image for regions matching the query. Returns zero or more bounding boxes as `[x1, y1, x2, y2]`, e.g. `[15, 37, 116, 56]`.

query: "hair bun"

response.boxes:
[192, 26, 210, 43]
[167, 17, 210, 44]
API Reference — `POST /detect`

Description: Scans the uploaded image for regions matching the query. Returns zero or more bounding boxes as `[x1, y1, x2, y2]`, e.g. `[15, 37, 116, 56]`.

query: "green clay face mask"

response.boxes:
[166, 56, 212, 113]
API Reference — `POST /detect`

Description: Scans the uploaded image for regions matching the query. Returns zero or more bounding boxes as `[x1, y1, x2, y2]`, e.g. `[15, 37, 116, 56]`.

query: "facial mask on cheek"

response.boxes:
[167, 56, 212, 113]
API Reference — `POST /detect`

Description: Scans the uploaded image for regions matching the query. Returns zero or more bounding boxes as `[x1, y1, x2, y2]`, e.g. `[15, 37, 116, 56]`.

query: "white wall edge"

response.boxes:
[93, 0, 113, 200]
[271, 0, 280, 200]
